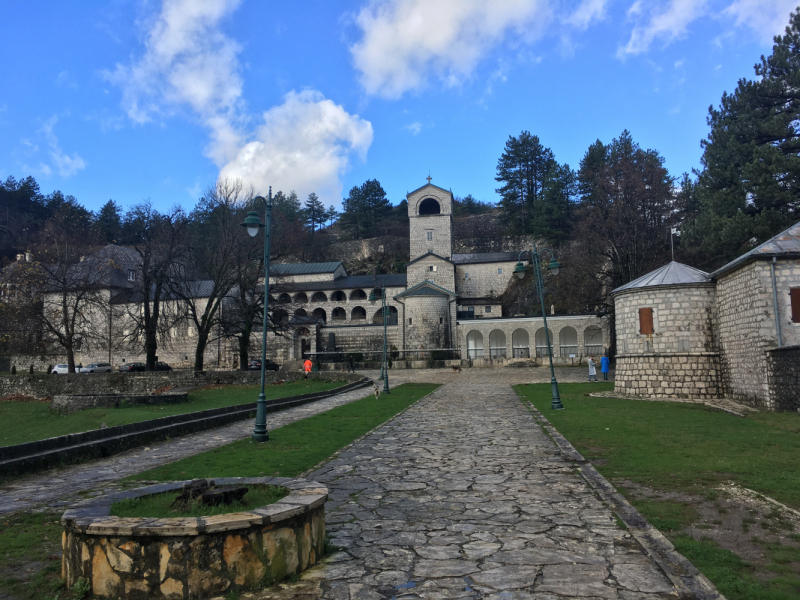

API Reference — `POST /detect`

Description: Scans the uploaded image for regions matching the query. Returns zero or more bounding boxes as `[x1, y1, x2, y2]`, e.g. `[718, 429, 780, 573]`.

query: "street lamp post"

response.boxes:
[513, 243, 563, 410]
[368, 283, 390, 394]
[240, 188, 274, 442]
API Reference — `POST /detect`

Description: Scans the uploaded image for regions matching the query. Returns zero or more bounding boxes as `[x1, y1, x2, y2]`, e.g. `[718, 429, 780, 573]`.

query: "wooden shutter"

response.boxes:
[639, 307, 654, 334]
[791, 288, 800, 323]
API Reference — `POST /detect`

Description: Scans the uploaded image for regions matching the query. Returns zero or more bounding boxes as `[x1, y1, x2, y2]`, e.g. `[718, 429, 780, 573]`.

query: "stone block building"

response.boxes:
[611, 221, 800, 410]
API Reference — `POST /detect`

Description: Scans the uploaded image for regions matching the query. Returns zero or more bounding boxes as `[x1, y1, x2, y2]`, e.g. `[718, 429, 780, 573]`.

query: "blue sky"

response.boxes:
[0, 0, 796, 213]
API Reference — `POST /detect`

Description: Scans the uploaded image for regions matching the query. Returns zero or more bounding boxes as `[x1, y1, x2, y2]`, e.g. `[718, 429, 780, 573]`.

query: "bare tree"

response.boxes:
[123, 202, 188, 370]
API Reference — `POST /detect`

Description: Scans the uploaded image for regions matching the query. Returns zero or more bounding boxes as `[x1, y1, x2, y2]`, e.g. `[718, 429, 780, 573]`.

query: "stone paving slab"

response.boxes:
[239, 381, 689, 599]
[0, 385, 376, 516]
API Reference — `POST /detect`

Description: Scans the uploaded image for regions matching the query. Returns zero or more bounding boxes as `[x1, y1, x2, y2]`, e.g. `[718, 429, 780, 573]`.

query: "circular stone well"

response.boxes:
[61, 477, 327, 599]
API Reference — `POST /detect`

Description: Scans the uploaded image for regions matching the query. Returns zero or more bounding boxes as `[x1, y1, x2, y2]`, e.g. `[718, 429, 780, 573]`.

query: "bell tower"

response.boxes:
[407, 181, 453, 262]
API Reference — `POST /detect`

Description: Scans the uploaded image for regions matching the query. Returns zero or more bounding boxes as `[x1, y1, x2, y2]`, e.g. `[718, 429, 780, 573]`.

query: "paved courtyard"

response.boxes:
[249, 379, 682, 599]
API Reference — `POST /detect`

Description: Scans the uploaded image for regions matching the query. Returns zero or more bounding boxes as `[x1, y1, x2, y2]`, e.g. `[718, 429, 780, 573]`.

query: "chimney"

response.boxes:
[25, 251, 32, 263]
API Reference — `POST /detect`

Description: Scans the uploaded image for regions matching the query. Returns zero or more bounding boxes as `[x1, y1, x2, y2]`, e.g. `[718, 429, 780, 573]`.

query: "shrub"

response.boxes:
[390, 345, 399, 360]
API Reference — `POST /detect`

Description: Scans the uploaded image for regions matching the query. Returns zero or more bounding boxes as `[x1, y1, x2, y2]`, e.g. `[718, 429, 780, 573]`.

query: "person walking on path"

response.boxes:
[347, 355, 355, 373]
[588, 356, 597, 382]
[601, 355, 610, 380]
[303, 358, 313, 379]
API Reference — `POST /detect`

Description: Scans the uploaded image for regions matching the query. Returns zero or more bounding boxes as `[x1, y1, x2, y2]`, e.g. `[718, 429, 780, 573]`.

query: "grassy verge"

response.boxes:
[0, 512, 65, 600]
[129, 383, 439, 481]
[0, 380, 346, 447]
[517, 382, 800, 600]
[109, 484, 289, 518]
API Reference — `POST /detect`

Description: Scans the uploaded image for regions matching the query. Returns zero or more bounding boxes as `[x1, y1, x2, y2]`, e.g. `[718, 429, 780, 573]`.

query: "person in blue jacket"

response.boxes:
[601, 355, 610, 380]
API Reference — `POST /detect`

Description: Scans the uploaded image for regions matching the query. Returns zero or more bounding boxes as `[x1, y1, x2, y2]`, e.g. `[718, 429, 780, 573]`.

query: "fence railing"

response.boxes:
[584, 344, 603, 355]
[560, 345, 578, 356]
[535, 345, 552, 358]
[512, 347, 530, 358]
[467, 349, 483, 359]
[489, 348, 506, 359]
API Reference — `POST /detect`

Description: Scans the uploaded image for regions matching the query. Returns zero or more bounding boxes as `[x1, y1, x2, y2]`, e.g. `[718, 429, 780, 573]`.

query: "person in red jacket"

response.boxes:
[303, 358, 313, 379]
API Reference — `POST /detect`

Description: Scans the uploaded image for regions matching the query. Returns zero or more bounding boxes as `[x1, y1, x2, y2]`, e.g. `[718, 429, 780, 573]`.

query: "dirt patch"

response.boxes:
[0, 395, 50, 404]
[613, 477, 800, 583]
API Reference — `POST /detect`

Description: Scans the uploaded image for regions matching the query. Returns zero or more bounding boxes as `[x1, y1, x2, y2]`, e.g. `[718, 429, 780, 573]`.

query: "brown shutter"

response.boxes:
[639, 307, 654, 334]
[791, 288, 800, 323]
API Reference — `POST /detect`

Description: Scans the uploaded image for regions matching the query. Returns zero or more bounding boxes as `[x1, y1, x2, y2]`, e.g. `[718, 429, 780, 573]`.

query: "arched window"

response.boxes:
[584, 326, 603, 355]
[331, 307, 347, 321]
[294, 292, 308, 304]
[349, 289, 367, 301]
[351, 306, 367, 321]
[294, 308, 307, 317]
[419, 198, 441, 215]
[371, 287, 383, 299]
[512, 329, 529, 358]
[535, 328, 554, 358]
[559, 326, 578, 357]
[331, 290, 346, 302]
[278, 293, 291, 303]
[466, 330, 484, 359]
[372, 305, 398, 324]
[312, 308, 327, 322]
[272, 309, 288, 323]
[489, 330, 506, 359]
[311, 292, 327, 302]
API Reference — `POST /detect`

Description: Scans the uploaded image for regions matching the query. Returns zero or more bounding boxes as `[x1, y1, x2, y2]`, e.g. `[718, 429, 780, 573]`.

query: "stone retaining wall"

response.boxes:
[51, 392, 189, 414]
[614, 352, 722, 399]
[61, 477, 327, 599]
[0, 370, 362, 401]
[766, 345, 800, 412]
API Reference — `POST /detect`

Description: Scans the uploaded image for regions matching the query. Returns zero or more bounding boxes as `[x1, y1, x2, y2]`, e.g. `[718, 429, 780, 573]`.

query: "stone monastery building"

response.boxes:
[268, 182, 607, 365]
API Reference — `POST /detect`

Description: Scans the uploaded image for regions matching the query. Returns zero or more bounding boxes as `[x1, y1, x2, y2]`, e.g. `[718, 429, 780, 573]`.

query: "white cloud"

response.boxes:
[618, 0, 708, 58]
[350, 0, 556, 99]
[724, 0, 797, 44]
[404, 121, 422, 135]
[219, 91, 373, 202]
[566, 0, 608, 30]
[39, 116, 87, 178]
[55, 70, 77, 89]
[674, 58, 684, 68]
[104, 0, 245, 165]
[107, 0, 373, 203]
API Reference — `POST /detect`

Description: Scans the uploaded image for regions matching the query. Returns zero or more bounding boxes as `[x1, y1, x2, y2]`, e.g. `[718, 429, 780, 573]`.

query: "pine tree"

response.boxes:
[94, 199, 123, 243]
[304, 193, 326, 233]
[693, 7, 800, 262]
[340, 180, 390, 239]
[325, 205, 339, 226]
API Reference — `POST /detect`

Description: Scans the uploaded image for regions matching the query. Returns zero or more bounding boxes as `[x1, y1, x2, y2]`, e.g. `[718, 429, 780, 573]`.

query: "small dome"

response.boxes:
[611, 261, 711, 294]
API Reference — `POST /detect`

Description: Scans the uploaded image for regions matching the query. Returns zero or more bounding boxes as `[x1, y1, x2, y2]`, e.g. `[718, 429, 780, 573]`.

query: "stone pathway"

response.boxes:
[245, 381, 682, 599]
[0, 384, 376, 516]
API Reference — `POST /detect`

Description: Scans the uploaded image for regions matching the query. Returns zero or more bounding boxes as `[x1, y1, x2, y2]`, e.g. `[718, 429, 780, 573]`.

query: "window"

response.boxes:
[429, 265, 438, 272]
[485, 306, 492, 313]
[792, 288, 800, 323]
[127, 269, 136, 282]
[408, 318, 412, 325]
[497, 268, 503, 274]
[464, 272, 470, 279]
[426, 231, 433, 241]
[639, 307, 654, 334]
[439, 317, 443, 324]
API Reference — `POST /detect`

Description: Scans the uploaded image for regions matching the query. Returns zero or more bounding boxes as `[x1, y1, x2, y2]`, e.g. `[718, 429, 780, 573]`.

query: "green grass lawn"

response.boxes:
[0, 512, 64, 600]
[130, 383, 439, 481]
[0, 380, 346, 447]
[110, 484, 289, 518]
[517, 382, 800, 600]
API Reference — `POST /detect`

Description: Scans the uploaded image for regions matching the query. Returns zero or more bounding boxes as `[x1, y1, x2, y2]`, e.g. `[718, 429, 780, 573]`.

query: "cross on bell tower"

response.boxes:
[426, 174, 432, 184]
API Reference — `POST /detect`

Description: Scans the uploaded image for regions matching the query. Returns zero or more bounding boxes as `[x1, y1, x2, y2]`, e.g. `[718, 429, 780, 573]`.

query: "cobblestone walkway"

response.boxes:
[248, 381, 680, 599]
[0, 385, 375, 516]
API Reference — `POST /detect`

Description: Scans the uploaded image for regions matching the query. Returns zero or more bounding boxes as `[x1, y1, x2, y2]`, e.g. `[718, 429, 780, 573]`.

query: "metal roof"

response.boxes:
[407, 251, 452, 265]
[271, 262, 343, 276]
[611, 261, 712, 295]
[395, 280, 457, 299]
[452, 252, 522, 265]
[271, 273, 407, 293]
[710, 221, 800, 279]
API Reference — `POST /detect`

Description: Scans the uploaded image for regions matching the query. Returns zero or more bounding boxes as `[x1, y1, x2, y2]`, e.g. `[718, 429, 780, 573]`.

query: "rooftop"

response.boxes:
[452, 252, 522, 265]
[710, 221, 800, 279]
[611, 261, 712, 295]
[271, 262, 343, 276]
[271, 273, 407, 292]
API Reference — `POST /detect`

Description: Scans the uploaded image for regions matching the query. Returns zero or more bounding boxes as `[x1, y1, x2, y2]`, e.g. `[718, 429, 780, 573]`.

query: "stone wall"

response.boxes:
[613, 284, 718, 355]
[0, 370, 362, 401]
[406, 255, 456, 290]
[614, 352, 722, 399]
[454, 262, 518, 298]
[328, 237, 406, 262]
[51, 392, 189, 414]
[766, 345, 800, 412]
[317, 324, 399, 357]
[716, 262, 777, 407]
[409, 214, 453, 260]
[405, 295, 454, 351]
[61, 477, 326, 599]
[770, 259, 800, 347]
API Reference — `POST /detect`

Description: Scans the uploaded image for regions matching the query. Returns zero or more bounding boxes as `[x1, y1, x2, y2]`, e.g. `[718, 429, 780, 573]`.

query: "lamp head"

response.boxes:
[241, 211, 263, 238]
[547, 258, 561, 276]
[368, 292, 377, 304]
[513, 261, 527, 280]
